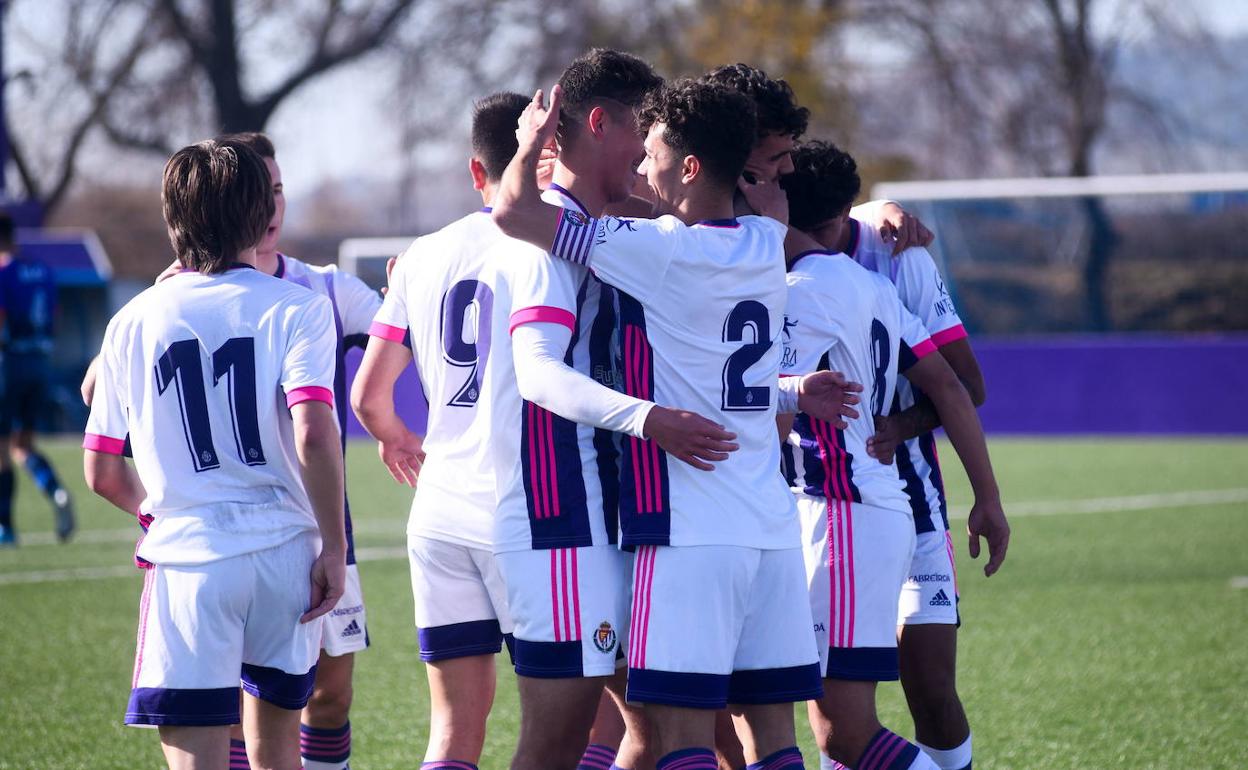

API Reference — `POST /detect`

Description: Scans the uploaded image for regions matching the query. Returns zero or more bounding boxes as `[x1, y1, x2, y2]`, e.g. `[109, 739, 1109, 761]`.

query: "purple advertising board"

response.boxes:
[344, 334, 1248, 438]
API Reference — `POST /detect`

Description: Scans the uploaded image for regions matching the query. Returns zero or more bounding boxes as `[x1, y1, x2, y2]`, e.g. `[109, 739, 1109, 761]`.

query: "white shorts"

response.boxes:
[496, 545, 629, 679]
[897, 529, 960, 626]
[125, 533, 322, 726]
[626, 545, 822, 710]
[409, 535, 513, 662]
[799, 494, 915, 682]
[322, 564, 369, 656]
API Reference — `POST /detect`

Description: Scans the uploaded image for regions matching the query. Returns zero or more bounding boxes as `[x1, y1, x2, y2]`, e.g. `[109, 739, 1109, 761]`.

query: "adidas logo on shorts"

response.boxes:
[929, 589, 953, 607]
[341, 620, 363, 638]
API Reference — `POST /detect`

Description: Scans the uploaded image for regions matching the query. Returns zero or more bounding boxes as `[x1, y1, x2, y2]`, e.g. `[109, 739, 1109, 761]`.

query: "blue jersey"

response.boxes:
[0, 256, 57, 353]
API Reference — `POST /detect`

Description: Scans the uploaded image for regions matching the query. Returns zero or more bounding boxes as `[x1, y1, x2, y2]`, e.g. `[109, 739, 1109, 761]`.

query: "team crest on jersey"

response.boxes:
[592, 621, 617, 653]
[564, 210, 589, 227]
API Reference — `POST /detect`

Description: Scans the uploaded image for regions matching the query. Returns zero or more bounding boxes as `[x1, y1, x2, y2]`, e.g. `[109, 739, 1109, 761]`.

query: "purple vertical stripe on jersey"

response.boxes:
[616, 293, 671, 545]
[521, 401, 593, 549]
[889, 390, 937, 533]
[552, 209, 599, 265]
[918, 431, 950, 530]
[589, 282, 622, 544]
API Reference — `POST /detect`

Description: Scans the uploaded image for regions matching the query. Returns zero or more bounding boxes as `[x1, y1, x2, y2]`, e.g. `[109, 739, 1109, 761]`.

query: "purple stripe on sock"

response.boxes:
[579, 742, 618, 770]
[858, 728, 895, 770]
[657, 747, 718, 770]
[746, 746, 804, 770]
[420, 762, 479, 770]
[300, 721, 351, 762]
[228, 738, 251, 770]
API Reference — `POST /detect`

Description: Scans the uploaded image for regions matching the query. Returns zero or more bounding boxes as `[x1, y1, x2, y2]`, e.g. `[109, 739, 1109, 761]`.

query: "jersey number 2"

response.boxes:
[721, 300, 773, 411]
[440, 279, 495, 407]
[155, 337, 267, 472]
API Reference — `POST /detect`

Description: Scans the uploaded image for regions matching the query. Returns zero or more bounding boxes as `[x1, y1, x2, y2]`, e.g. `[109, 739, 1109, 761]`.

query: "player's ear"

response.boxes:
[468, 157, 488, 191]
[588, 106, 606, 140]
[681, 154, 700, 186]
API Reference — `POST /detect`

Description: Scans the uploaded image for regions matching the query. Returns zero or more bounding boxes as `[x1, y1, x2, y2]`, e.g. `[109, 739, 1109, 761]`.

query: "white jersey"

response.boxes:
[548, 209, 797, 549]
[849, 220, 967, 534]
[278, 253, 381, 563]
[369, 210, 508, 548]
[85, 265, 337, 566]
[780, 250, 936, 516]
[483, 186, 625, 554]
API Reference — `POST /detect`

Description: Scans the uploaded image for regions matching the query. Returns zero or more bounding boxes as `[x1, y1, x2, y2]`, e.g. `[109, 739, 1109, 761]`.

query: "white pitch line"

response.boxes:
[946, 487, 1248, 520]
[0, 545, 408, 586]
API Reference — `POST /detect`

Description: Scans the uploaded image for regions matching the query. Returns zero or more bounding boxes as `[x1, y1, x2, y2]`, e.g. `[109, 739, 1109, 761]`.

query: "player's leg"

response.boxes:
[713, 710, 746, 770]
[300, 561, 368, 769]
[241, 534, 327, 770]
[604, 669, 656, 770]
[805, 499, 936, 770]
[581, 682, 626, 769]
[500, 545, 630, 770]
[242, 693, 304, 770]
[11, 354, 74, 540]
[0, 358, 16, 544]
[411, 535, 512, 766]
[897, 530, 971, 770]
[725, 547, 823, 768]
[158, 726, 232, 769]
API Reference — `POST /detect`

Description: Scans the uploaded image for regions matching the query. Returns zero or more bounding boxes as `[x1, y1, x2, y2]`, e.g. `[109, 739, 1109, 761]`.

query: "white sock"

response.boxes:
[916, 734, 972, 770]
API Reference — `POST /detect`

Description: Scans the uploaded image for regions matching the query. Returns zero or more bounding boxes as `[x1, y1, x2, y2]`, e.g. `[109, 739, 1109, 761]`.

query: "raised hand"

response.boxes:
[878, 202, 934, 255]
[967, 496, 1010, 577]
[643, 406, 739, 471]
[517, 85, 563, 154]
[796, 370, 863, 430]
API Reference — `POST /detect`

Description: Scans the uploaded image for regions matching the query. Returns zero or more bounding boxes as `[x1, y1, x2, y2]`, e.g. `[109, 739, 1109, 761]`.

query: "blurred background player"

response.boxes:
[0, 212, 75, 545]
[351, 91, 525, 770]
[83, 138, 346, 770]
[775, 140, 1007, 770]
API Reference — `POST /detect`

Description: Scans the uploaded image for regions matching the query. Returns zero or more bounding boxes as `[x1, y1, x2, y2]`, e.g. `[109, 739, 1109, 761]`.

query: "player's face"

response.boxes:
[257, 156, 285, 256]
[637, 124, 684, 217]
[600, 106, 646, 205]
[745, 133, 796, 184]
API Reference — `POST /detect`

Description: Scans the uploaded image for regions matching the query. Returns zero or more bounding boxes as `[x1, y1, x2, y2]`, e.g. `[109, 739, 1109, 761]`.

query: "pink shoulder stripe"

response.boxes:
[911, 338, 938, 359]
[83, 433, 126, 455]
[510, 306, 576, 334]
[931, 324, 968, 347]
[368, 321, 407, 343]
[286, 385, 334, 408]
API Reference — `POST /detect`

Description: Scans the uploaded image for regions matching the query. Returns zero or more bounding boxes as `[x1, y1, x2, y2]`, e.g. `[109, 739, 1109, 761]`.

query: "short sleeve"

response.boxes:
[893, 246, 966, 347]
[548, 211, 681, 305]
[334, 267, 383, 339]
[83, 326, 129, 454]
[369, 256, 409, 344]
[282, 295, 337, 408]
[780, 275, 843, 376]
[508, 246, 581, 336]
[896, 297, 936, 374]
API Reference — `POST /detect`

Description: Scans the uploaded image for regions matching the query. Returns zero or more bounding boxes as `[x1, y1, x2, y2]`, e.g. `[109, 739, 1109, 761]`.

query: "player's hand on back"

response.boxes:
[879, 202, 934, 255]
[796, 370, 863, 431]
[866, 414, 902, 465]
[967, 497, 1010, 577]
[736, 176, 789, 225]
[643, 406, 739, 472]
[301, 548, 347, 623]
[378, 427, 425, 487]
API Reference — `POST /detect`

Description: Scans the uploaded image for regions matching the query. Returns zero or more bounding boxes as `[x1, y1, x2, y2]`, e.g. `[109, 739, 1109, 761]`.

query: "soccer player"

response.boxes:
[0, 212, 75, 545]
[83, 138, 346, 770]
[351, 91, 527, 769]
[492, 78, 827, 770]
[772, 140, 1008, 770]
[817, 144, 1003, 770]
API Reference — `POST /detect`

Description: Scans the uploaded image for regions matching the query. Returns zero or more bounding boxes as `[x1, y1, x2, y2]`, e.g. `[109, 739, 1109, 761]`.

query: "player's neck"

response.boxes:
[550, 162, 608, 217]
[255, 249, 280, 276]
[236, 248, 260, 269]
[674, 190, 735, 227]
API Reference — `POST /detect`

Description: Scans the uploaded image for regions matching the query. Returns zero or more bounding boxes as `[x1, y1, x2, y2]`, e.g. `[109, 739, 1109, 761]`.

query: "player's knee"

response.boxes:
[305, 681, 353, 725]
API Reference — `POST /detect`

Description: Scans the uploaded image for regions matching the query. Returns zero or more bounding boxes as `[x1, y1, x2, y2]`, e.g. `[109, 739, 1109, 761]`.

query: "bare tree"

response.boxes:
[855, 0, 1215, 329]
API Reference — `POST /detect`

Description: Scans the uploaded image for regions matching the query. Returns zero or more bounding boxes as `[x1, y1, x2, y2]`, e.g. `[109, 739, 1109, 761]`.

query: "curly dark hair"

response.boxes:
[700, 63, 809, 140]
[639, 79, 757, 191]
[780, 140, 861, 231]
[470, 92, 529, 181]
[557, 48, 663, 149]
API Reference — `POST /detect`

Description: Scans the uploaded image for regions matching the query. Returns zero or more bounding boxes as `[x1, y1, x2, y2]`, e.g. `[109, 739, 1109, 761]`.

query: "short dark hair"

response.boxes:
[162, 139, 274, 274]
[780, 140, 861, 231]
[700, 63, 809, 140]
[471, 92, 529, 181]
[557, 48, 663, 149]
[0, 212, 13, 252]
[639, 79, 757, 191]
[218, 131, 276, 160]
